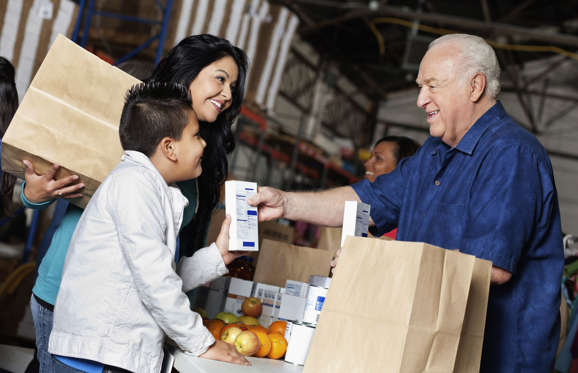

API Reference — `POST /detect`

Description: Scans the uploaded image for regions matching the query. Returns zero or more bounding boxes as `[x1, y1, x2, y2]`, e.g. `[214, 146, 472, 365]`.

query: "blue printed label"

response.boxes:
[315, 296, 325, 311]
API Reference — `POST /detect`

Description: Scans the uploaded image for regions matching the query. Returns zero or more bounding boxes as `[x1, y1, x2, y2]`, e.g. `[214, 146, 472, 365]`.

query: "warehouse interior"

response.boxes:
[1, 0, 578, 371]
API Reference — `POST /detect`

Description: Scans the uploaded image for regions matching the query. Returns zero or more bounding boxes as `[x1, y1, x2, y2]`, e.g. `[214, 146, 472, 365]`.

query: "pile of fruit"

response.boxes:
[203, 297, 288, 359]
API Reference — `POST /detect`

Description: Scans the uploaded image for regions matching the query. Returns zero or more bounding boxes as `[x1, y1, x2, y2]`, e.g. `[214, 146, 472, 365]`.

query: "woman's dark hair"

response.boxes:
[148, 34, 248, 255]
[375, 136, 420, 164]
[0, 57, 18, 217]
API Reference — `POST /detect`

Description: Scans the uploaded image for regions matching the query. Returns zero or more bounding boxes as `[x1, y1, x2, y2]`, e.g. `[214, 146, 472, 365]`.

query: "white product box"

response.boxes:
[225, 180, 259, 251]
[340, 200, 371, 247]
[223, 278, 254, 317]
[284, 322, 316, 365]
[253, 283, 281, 318]
[285, 280, 309, 297]
[278, 291, 307, 322]
[278, 280, 309, 322]
[252, 282, 281, 327]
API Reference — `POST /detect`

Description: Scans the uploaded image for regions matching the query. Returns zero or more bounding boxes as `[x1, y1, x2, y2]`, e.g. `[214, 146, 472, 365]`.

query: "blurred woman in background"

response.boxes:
[364, 135, 420, 238]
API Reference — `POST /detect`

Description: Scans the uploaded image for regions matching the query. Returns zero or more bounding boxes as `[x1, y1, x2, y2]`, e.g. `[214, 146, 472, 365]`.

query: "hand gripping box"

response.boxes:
[1, 35, 139, 208]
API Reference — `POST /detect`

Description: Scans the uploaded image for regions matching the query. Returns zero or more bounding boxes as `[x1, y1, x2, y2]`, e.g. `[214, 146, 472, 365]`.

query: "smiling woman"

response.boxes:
[148, 34, 248, 256]
[188, 55, 239, 123]
[364, 136, 420, 183]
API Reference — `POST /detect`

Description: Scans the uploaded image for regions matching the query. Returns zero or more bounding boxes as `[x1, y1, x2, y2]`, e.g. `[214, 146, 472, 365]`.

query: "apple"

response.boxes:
[238, 316, 260, 326]
[220, 325, 243, 345]
[234, 330, 261, 356]
[215, 311, 239, 324]
[241, 297, 262, 317]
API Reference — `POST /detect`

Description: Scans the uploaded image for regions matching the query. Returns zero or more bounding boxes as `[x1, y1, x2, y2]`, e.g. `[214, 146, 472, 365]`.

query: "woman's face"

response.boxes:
[364, 141, 398, 182]
[188, 55, 239, 123]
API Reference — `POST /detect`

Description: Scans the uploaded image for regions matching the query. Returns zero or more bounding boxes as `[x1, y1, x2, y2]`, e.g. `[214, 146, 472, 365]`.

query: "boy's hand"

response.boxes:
[215, 215, 248, 265]
[199, 340, 250, 365]
[22, 160, 84, 203]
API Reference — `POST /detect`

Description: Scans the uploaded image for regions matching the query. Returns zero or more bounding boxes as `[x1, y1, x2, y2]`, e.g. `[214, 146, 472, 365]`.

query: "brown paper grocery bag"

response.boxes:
[259, 220, 294, 247]
[317, 226, 341, 258]
[1, 34, 139, 208]
[304, 236, 484, 373]
[453, 257, 491, 372]
[253, 239, 332, 287]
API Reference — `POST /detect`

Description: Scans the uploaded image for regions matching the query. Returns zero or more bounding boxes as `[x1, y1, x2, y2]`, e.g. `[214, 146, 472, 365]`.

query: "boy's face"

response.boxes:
[174, 111, 206, 180]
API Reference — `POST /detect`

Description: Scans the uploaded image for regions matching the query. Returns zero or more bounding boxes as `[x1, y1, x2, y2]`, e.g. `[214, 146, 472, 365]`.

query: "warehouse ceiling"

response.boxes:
[272, 0, 578, 101]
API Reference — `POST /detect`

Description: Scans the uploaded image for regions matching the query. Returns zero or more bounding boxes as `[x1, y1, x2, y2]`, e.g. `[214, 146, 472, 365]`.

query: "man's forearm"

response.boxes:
[283, 186, 360, 226]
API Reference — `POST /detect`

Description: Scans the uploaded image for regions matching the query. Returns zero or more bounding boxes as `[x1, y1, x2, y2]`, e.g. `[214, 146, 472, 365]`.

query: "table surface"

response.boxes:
[173, 350, 304, 373]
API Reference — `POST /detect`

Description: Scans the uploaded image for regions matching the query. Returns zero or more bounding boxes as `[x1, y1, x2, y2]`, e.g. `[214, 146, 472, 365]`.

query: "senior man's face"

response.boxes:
[415, 44, 472, 147]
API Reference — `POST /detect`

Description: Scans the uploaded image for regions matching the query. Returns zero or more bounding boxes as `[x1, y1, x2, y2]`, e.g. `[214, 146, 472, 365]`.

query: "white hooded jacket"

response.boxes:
[49, 151, 227, 373]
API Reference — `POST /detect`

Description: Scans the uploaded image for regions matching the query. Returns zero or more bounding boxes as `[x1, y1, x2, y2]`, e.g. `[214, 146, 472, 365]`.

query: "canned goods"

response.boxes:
[284, 321, 315, 365]
[302, 285, 328, 325]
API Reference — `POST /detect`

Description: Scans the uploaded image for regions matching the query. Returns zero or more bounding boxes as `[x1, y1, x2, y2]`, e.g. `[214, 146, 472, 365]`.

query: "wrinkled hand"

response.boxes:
[215, 215, 247, 265]
[22, 160, 84, 203]
[199, 340, 250, 366]
[247, 186, 285, 222]
[330, 247, 342, 275]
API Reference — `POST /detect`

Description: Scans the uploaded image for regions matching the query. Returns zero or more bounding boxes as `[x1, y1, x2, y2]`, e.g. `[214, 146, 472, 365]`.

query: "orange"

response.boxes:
[251, 328, 272, 357]
[248, 325, 269, 335]
[267, 332, 288, 359]
[268, 320, 287, 336]
[205, 319, 225, 340]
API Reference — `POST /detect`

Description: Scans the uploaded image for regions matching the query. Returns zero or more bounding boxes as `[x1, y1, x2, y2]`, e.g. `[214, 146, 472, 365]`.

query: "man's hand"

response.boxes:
[22, 160, 84, 203]
[248, 186, 286, 222]
[199, 340, 250, 365]
[215, 215, 247, 265]
[330, 247, 342, 275]
[491, 266, 512, 285]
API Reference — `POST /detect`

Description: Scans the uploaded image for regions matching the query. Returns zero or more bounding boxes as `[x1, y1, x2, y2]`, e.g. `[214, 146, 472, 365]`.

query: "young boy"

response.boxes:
[48, 82, 248, 372]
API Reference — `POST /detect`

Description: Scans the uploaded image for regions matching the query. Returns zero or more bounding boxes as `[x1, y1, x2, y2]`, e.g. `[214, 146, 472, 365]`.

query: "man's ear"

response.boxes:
[470, 72, 486, 102]
[159, 137, 178, 162]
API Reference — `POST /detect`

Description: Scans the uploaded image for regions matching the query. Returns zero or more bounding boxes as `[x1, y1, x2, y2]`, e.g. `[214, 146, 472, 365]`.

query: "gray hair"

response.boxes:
[429, 34, 501, 98]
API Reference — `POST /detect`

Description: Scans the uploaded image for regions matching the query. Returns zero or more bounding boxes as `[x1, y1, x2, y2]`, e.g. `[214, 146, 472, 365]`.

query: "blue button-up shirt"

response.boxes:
[352, 102, 563, 372]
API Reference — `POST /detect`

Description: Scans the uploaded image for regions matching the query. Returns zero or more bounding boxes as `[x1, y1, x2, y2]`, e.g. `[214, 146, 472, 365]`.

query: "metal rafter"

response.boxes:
[480, 0, 491, 23]
[301, 4, 578, 48]
[499, 48, 538, 133]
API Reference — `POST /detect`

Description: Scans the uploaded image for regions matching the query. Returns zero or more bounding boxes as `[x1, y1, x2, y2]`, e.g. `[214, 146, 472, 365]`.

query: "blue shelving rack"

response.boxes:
[70, 0, 173, 65]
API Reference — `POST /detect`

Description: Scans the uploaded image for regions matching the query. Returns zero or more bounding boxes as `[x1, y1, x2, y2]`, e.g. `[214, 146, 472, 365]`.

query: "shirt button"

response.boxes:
[434, 180, 441, 186]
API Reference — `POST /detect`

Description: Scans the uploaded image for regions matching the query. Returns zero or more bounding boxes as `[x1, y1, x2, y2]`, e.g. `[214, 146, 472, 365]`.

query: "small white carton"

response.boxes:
[340, 200, 371, 247]
[253, 283, 281, 317]
[253, 282, 281, 327]
[278, 280, 309, 322]
[223, 278, 254, 317]
[225, 180, 259, 251]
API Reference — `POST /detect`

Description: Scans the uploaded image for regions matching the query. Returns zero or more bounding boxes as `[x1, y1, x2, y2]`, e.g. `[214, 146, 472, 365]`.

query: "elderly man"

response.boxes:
[250, 33, 563, 372]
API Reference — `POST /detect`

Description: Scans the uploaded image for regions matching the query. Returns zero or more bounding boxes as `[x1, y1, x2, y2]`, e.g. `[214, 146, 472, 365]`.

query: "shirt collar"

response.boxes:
[121, 150, 189, 207]
[122, 150, 158, 172]
[455, 101, 505, 155]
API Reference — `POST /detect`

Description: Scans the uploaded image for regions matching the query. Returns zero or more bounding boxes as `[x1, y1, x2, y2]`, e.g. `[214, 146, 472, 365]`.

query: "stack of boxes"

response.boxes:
[201, 193, 372, 366]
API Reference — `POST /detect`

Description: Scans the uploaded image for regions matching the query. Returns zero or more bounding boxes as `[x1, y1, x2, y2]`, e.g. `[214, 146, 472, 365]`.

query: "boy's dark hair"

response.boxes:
[119, 81, 194, 156]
